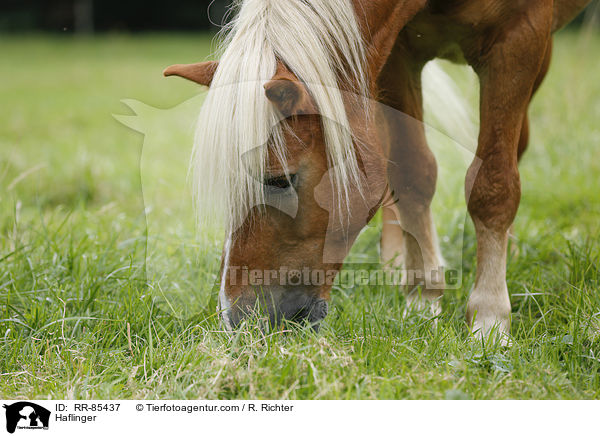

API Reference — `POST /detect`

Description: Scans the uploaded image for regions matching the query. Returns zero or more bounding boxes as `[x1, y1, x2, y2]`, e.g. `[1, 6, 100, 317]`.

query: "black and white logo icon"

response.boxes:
[2, 402, 50, 434]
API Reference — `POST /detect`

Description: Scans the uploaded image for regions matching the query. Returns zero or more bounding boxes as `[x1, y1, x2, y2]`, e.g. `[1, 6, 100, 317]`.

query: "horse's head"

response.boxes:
[166, 59, 388, 329]
[165, 60, 387, 329]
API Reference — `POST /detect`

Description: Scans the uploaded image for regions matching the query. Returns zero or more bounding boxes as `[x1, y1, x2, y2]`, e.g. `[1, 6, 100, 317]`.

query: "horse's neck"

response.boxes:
[552, 0, 592, 31]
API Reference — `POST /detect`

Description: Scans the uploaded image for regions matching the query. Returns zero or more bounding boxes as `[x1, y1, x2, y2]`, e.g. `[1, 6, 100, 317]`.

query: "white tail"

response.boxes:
[422, 60, 478, 151]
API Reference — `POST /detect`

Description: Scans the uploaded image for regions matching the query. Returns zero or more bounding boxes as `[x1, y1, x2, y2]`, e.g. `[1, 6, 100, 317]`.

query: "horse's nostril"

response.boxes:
[308, 299, 328, 323]
[286, 297, 328, 331]
[303, 298, 328, 332]
[275, 289, 328, 324]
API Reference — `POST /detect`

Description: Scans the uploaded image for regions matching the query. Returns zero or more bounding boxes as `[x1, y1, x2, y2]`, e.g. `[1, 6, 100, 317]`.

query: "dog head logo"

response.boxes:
[2, 402, 50, 434]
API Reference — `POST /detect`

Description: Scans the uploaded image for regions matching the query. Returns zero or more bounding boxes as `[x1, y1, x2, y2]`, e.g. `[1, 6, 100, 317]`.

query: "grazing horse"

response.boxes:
[164, 0, 591, 338]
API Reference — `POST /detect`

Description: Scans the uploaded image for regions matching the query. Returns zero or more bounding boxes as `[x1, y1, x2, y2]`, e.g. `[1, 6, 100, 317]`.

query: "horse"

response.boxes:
[164, 0, 591, 340]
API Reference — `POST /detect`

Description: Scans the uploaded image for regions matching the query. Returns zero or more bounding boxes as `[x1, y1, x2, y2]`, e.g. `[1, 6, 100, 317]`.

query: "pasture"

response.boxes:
[1, 31, 599, 399]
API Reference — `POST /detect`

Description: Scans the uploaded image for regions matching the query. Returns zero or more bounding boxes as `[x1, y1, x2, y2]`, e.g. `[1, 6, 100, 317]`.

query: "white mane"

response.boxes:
[192, 0, 369, 231]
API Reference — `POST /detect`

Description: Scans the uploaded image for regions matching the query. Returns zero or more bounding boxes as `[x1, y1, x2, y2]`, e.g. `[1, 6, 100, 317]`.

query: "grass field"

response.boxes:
[1, 31, 599, 399]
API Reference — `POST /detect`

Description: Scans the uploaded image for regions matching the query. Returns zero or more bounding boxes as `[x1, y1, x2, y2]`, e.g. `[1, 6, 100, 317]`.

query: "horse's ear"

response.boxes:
[163, 61, 218, 87]
[264, 76, 316, 118]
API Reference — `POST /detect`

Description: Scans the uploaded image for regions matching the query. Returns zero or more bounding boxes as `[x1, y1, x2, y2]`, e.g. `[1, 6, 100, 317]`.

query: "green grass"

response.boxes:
[1, 31, 599, 399]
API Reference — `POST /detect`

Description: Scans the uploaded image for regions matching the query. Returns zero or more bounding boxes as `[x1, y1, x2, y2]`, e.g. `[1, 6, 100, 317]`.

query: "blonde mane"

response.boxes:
[192, 0, 369, 231]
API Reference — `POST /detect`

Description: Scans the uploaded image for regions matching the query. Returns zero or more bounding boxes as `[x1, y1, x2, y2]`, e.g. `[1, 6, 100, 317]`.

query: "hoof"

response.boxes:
[470, 317, 511, 346]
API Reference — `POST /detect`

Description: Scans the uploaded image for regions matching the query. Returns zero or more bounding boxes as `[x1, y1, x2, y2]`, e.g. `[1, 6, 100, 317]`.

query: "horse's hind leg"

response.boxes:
[378, 52, 444, 314]
[465, 5, 553, 340]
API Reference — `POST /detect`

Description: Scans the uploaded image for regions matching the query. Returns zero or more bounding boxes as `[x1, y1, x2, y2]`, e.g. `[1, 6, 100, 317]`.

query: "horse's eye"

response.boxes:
[264, 174, 297, 191]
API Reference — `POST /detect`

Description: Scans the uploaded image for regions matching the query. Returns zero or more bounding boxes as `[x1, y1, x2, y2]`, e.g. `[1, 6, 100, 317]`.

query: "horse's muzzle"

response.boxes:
[219, 287, 329, 331]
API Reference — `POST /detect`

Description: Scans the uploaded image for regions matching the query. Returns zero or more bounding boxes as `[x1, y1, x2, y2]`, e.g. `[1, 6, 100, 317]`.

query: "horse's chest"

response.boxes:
[401, 1, 534, 64]
[400, 15, 472, 64]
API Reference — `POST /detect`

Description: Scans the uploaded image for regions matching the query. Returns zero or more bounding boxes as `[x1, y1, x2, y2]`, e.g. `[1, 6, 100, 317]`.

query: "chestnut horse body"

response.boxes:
[165, 0, 590, 339]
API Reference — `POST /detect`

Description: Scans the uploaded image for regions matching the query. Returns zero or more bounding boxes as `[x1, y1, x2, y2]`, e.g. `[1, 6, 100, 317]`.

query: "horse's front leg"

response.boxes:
[465, 7, 553, 340]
